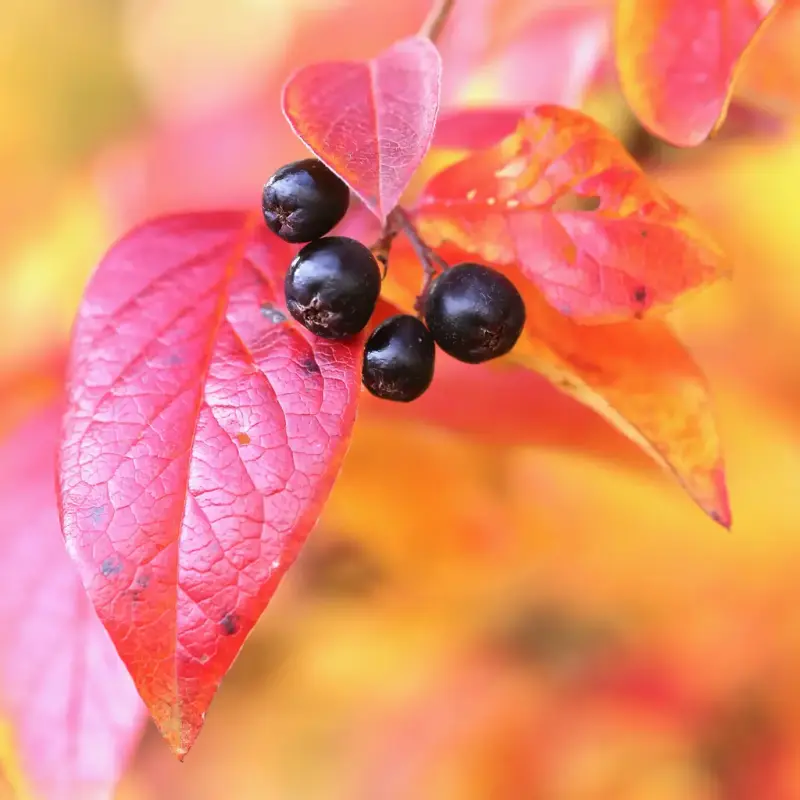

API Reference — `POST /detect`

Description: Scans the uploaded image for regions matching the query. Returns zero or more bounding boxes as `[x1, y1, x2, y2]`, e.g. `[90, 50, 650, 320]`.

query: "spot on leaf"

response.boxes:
[100, 555, 122, 578]
[220, 613, 240, 637]
[260, 303, 287, 324]
[235, 432, 251, 446]
[302, 356, 321, 375]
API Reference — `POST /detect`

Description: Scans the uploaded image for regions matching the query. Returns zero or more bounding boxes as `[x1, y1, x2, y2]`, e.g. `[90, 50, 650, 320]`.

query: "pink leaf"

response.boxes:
[487, 1, 611, 109]
[0, 402, 146, 800]
[433, 106, 530, 151]
[57, 212, 364, 756]
[282, 36, 442, 222]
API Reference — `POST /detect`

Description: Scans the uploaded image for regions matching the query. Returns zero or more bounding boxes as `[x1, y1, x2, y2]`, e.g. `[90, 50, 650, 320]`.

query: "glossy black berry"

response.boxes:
[362, 315, 435, 402]
[262, 158, 350, 243]
[423, 263, 525, 364]
[285, 236, 381, 339]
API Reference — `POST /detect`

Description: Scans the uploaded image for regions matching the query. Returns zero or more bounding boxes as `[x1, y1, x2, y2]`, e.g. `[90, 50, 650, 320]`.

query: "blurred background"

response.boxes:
[4, 0, 800, 797]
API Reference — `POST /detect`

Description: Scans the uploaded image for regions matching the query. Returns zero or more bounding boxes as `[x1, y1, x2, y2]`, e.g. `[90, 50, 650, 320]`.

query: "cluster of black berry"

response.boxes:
[262, 158, 526, 402]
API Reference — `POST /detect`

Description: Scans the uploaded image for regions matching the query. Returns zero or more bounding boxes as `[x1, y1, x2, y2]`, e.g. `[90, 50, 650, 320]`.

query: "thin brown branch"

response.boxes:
[388, 207, 449, 314]
[370, 227, 398, 279]
[371, 207, 449, 312]
[420, 0, 457, 43]
[390, 207, 448, 274]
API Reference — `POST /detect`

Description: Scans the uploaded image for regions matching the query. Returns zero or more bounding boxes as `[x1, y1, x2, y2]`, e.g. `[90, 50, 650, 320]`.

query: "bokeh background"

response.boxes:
[4, 0, 800, 797]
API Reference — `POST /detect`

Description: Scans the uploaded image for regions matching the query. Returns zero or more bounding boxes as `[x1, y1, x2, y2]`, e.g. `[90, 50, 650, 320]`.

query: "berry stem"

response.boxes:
[390, 207, 448, 273]
[388, 207, 449, 314]
[370, 227, 398, 279]
[420, 0, 457, 43]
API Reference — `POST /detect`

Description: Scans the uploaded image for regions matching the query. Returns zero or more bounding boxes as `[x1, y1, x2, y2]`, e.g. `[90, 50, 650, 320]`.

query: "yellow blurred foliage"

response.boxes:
[121, 0, 297, 119]
[0, 179, 109, 371]
[0, 0, 138, 250]
[0, 721, 34, 800]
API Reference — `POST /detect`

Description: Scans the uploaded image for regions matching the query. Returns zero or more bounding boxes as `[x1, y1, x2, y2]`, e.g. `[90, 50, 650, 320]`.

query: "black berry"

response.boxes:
[285, 236, 381, 339]
[424, 263, 525, 364]
[362, 315, 435, 402]
[262, 158, 350, 243]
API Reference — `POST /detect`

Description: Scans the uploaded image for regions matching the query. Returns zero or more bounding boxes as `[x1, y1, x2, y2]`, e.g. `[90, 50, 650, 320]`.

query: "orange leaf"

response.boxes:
[514, 294, 730, 527]
[381, 243, 730, 527]
[616, 0, 780, 147]
[416, 106, 728, 322]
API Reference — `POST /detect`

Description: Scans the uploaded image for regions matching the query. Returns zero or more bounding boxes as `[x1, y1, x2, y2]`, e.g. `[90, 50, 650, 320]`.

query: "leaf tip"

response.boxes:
[705, 467, 732, 530]
[709, 506, 732, 531]
[153, 702, 202, 761]
[163, 729, 198, 762]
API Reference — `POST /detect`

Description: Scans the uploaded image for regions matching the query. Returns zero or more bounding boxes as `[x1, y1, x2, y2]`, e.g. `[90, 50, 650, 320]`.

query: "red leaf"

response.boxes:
[57, 212, 364, 756]
[616, 0, 780, 146]
[282, 36, 442, 222]
[0, 402, 146, 799]
[416, 105, 729, 321]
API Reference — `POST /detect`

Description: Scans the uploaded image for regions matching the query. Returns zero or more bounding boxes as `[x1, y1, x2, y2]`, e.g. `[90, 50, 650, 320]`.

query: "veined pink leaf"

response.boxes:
[0, 402, 146, 800]
[57, 212, 364, 757]
[282, 36, 442, 222]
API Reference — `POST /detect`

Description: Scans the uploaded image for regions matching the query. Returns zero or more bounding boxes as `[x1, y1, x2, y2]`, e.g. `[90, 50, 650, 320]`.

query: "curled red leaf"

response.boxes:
[282, 36, 442, 222]
[616, 0, 780, 146]
[0, 402, 146, 799]
[58, 212, 364, 756]
[416, 105, 729, 322]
